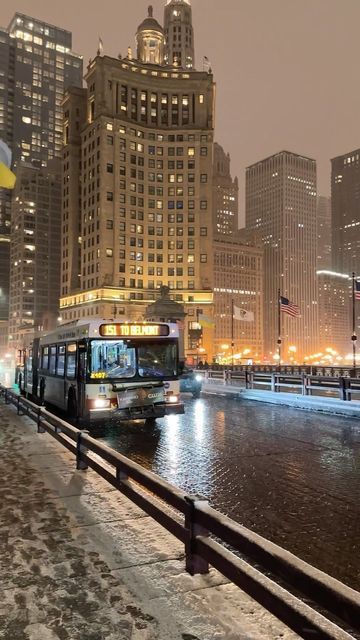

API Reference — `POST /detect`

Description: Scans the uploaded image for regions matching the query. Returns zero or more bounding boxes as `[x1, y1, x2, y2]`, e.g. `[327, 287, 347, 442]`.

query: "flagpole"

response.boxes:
[231, 298, 234, 368]
[277, 288, 281, 364]
[352, 272, 357, 371]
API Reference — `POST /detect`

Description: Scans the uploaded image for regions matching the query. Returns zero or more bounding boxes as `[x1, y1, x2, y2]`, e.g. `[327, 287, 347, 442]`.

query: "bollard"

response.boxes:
[76, 430, 89, 470]
[184, 495, 209, 576]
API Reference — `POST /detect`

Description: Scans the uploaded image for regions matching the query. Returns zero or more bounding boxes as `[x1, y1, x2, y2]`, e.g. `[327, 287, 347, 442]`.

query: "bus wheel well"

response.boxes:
[39, 378, 45, 404]
[67, 389, 78, 418]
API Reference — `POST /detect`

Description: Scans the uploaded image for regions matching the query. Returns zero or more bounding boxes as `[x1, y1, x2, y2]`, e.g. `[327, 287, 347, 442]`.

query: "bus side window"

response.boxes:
[42, 346, 49, 369]
[66, 343, 77, 379]
[49, 346, 57, 375]
[56, 345, 65, 377]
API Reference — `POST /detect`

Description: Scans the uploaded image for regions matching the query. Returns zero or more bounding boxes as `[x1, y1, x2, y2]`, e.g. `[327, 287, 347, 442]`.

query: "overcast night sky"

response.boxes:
[2, 0, 360, 224]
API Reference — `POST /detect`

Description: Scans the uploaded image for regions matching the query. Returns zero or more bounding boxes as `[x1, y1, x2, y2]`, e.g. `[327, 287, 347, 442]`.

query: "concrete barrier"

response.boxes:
[202, 383, 360, 418]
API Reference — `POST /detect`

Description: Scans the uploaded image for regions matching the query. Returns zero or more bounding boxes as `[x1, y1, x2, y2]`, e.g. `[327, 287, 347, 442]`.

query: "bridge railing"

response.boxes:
[202, 364, 360, 378]
[203, 370, 360, 401]
[1, 384, 359, 640]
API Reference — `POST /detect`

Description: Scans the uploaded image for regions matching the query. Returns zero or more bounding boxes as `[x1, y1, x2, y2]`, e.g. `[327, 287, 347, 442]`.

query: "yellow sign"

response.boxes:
[99, 324, 169, 338]
[90, 372, 106, 379]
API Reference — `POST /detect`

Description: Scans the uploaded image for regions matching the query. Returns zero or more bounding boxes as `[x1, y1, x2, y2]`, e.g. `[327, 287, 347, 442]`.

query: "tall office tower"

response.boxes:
[213, 236, 263, 360]
[9, 161, 61, 348]
[0, 14, 82, 340]
[212, 142, 238, 236]
[60, 3, 215, 361]
[331, 149, 360, 276]
[164, 0, 195, 69]
[316, 195, 332, 270]
[246, 151, 318, 360]
[317, 270, 351, 355]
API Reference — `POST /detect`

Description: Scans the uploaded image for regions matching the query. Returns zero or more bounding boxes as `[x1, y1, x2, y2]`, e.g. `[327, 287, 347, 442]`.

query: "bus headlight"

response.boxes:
[167, 394, 179, 404]
[195, 375, 203, 382]
[94, 398, 110, 409]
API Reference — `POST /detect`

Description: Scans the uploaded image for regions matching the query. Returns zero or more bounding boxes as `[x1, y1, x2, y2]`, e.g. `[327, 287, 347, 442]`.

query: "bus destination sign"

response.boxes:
[99, 323, 170, 338]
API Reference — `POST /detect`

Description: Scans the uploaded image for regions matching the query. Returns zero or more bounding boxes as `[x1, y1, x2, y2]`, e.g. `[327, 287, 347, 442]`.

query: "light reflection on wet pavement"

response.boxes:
[89, 395, 360, 591]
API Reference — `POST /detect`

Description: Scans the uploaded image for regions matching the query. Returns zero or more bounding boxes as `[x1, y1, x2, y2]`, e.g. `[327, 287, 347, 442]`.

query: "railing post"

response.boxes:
[346, 378, 351, 402]
[116, 465, 128, 483]
[37, 408, 46, 433]
[223, 370, 227, 385]
[4, 388, 10, 404]
[184, 496, 209, 576]
[76, 430, 89, 471]
[301, 374, 307, 396]
[271, 373, 276, 392]
[245, 370, 250, 389]
[250, 371, 254, 389]
[339, 377, 347, 401]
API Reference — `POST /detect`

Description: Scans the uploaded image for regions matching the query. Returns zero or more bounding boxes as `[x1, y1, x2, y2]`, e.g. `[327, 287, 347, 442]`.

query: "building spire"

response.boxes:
[148, 5, 153, 17]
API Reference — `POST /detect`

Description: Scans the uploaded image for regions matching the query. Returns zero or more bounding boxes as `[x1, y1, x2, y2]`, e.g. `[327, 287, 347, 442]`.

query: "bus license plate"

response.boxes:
[117, 387, 164, 408]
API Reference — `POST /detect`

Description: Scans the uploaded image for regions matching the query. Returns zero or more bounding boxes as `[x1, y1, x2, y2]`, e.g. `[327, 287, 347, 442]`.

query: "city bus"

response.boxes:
[19, 319, 184, 422]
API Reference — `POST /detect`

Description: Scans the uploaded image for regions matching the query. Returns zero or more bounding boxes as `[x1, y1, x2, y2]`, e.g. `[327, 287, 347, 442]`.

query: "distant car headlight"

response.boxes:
[167, 394, 179, 404]
[195, 375, 203, 382]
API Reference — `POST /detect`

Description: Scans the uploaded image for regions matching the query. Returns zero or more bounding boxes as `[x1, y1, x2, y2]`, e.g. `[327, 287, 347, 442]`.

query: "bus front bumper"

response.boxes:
[88, 401, 184, 421]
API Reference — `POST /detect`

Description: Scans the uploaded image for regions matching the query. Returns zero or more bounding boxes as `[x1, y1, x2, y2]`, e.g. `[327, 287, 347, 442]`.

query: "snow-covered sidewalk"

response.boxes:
[0, 401, 300, 640]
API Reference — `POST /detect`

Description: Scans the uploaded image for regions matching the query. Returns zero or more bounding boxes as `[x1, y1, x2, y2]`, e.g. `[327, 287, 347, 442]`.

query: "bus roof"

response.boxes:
[37, 319, 180, 344]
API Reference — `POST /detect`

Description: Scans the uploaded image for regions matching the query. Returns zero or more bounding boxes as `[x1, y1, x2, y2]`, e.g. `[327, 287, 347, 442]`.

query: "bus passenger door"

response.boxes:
[77, 341, 87, 417]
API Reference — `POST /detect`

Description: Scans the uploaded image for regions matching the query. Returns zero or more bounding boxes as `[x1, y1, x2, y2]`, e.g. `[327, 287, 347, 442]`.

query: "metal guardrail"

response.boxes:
[204, 370, 360, 401]
[1, 384, 359, 640]
[204, 365, 360, 378]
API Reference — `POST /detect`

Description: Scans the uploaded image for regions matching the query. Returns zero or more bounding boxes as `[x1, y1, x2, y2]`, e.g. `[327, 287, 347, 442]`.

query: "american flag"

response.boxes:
[280, 296, 300, 318]
[355, 281, 360, 301]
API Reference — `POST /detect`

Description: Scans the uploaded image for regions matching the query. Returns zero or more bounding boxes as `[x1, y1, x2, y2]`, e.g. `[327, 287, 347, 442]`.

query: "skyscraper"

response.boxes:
[213, 236, 263, 360]
[317, 270, 351, 355]
[212, 143, 238, 236]
[246, 151, 318, 360]
[9, 161, 61, 347]
[316, 195, 332, 271]
[60, 2, 215, 361]
[331, 149, 360, 276]
[0, 14, 82, 337]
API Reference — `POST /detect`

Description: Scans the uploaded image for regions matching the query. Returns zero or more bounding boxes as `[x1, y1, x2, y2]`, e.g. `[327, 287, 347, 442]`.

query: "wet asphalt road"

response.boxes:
[89, 394, 360, 591]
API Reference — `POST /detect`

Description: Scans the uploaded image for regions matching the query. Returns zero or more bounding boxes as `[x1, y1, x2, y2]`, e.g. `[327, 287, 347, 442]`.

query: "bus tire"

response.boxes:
[145, 417, 157, 426]
[67, 391, 78, 420]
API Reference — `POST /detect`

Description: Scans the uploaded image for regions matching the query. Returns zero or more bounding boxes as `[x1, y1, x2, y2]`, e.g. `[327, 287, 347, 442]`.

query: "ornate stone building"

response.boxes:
[60, 1, 215, 360]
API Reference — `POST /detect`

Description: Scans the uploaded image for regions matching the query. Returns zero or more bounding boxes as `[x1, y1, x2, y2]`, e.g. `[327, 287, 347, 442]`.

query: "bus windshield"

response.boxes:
[90, 340, 136, 379]
[89, 339, 177, 380]
[138, 343, 177, 378]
